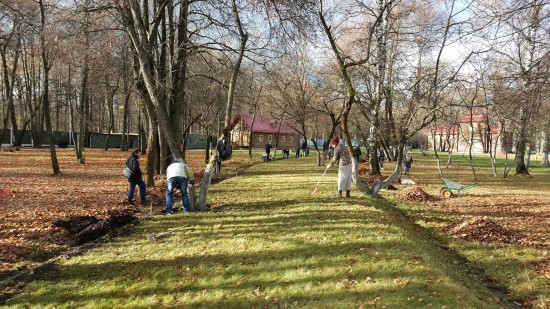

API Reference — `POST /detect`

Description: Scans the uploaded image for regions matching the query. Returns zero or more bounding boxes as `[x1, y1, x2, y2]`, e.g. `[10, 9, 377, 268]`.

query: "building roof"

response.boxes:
[236, 113, 300, 135]
[432, 125, 504, 135]
[459, 113, 488, 123]
[434, 126, 459, 134]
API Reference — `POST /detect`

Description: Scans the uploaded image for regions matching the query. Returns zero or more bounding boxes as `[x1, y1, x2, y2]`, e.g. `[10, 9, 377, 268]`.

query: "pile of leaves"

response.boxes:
[444, 217, 525, 245]
[357, 161, 371, 175]
[394, 187, 440, 202]
[532, 258, 550, 279]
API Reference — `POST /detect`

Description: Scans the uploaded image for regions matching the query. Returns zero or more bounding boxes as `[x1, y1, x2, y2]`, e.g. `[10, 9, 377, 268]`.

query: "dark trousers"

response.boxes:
[128, 178, 146, 202]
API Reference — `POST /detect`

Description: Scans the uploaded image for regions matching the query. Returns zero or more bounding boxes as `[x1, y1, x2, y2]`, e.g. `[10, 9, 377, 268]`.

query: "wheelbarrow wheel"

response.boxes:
[440, 187, 453, 198]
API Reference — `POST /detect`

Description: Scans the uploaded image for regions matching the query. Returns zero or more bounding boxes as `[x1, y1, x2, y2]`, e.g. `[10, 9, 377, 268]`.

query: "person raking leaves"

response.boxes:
[326, 142, 352, 198]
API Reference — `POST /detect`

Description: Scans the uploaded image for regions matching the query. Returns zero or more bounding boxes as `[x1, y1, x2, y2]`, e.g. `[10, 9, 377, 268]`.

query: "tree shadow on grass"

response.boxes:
[4, 193, 518, 308]
[13, 239, 484, 308]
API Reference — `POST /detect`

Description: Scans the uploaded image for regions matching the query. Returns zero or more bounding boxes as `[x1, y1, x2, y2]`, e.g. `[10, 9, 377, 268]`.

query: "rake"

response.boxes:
[311, 165, 330, 197]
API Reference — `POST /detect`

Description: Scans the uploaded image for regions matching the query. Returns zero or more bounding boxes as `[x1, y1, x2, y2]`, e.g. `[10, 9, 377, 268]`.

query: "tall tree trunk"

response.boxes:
[170, 0, 189, 154]
[248, 105, 257, 158]
[320, 10, 377, 195]
[541, 130, 549, 166]
[104, 79, 117, 150]
[157, 3, 169, 174]
[121, 91, 131, 150]
[515, 107, 530, 175]
[76, 64, 88, 163]
[271, 112, 285, 160]
[121, 2, 183, 160]
[134, 55, 158, 187]
[38, 0, 60, 174]
[76, 5, 90, 163]
[0, 22, 21, 147]
[119, 38, 131, 151]
[198, 0, 248, 210]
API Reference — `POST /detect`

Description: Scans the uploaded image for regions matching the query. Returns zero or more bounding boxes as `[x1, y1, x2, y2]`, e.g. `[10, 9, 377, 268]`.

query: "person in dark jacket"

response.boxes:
[403, 152, 414, 175]
[353, 146, 362, 162]
[301, 140, 308, 157]
[126, 148, 147, 205]
[265, 142, 272, 161]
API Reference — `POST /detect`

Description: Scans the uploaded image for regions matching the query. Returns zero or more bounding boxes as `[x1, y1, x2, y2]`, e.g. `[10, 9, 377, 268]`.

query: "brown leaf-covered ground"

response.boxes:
[356, 160, 549, 248]
[363, 158, 550, 279]
[0, 147, 252, 276]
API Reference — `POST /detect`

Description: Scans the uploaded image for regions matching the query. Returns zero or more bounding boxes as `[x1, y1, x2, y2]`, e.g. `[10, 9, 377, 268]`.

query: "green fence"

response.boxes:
[89, 133, 139, 149]
[1, 129, 71, 146]
[187, 134, 207, 149]
[1, 129, 206, 150]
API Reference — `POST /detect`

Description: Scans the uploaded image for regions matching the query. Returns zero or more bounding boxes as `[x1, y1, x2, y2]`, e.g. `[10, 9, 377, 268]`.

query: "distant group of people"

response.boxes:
[263, 140, 310, 161]
[293, 140, 309, 158]
[124, 136, 415, 208]
[125, 148, 195, 215]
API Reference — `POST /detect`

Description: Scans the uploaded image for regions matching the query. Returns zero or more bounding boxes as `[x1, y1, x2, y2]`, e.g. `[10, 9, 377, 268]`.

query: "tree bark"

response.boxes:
[38, 0, 60, 174]
[515, 107, 530, 175]
[198, 0, 248, 210]
[248, 105, 257, 158]
[541, 130, 549, 166]
[104, 79, 117, 151]
[76, 4, 91, 164]
[118, 0, 183, 161]
[0, 21, 22, 147]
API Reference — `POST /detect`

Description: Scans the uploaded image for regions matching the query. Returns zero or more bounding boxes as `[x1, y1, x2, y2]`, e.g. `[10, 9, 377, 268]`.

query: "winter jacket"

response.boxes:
[403, 156, 413, 168]
[126, 154, 142, 181]
[166, 162, 195, 181]
[331, 144, 352, 166]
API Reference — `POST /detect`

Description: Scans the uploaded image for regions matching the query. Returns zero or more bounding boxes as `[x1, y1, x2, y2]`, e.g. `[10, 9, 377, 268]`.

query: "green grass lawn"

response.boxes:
[3, 153, 532, 308]
[382, 151, 550, 309]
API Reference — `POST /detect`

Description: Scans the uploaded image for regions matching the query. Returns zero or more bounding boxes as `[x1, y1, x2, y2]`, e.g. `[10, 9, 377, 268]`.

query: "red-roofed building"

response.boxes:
[427, 113, 512, 154]
[231, 113, 301, 149]
[458, 113, 488, 123]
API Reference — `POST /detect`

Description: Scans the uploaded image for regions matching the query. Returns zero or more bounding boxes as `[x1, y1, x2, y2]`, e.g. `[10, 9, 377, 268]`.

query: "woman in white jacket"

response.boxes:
[327, 143, 352, 198]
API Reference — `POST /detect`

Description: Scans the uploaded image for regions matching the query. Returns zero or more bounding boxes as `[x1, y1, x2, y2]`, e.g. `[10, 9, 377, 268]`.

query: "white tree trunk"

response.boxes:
[197, 159, 215, 211]
[541, 131, 548, 166]
[188, 184, 197, 211]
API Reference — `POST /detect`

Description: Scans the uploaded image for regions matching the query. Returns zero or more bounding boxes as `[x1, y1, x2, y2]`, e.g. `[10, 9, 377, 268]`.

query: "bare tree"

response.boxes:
[197, 0, 249, 210]
[0, 12, 22, 147]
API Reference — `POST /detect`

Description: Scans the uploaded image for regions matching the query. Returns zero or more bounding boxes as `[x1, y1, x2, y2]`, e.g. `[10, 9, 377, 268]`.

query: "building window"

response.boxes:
[259, 134, 264, 143]
[268, 135, 272, 142]
[281, 135, 286, 143]
[289, 136, 293, 142]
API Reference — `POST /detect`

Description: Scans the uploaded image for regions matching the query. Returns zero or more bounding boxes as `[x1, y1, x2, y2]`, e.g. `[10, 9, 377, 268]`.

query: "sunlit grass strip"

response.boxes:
[6, 155, 503, 308]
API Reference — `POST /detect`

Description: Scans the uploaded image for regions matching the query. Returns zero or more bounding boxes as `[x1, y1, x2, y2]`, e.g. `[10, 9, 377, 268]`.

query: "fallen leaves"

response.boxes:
[0, 148, 229, 276]
[358, 162, 549, 280]
[445, 217, 525, 245]
[531, 257, 550, 279]
[394, 187, 440, 202]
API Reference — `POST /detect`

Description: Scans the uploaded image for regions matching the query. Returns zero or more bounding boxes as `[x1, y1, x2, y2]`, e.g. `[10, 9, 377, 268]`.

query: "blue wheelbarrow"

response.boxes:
[440, 178, 478, 198]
